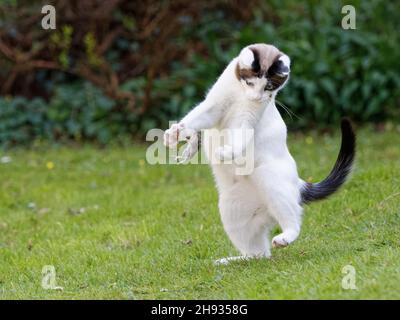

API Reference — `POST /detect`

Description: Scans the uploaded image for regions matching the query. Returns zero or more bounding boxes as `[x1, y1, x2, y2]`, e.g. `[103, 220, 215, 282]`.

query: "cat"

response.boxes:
[164, 43, 356, 265]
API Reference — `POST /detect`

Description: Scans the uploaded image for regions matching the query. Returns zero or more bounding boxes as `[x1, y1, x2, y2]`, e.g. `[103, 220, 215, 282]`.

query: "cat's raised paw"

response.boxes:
[272, 234, 289, 248]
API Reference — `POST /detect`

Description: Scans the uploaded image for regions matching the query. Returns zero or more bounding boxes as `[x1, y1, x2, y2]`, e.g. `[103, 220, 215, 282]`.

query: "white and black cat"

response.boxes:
[164, 43, 355, 264]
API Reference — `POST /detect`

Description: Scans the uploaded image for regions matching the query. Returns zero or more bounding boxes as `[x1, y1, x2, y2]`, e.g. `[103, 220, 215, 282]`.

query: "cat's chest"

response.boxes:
[218, 101, 265, 129]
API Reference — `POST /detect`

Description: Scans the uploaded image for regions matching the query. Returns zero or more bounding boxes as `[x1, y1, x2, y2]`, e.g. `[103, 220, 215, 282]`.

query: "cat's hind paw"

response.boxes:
[214, 254, 270, 265]
[214, 256, 249, 266]
[272, 229, 299, 248]
[272, 235, 289, 248]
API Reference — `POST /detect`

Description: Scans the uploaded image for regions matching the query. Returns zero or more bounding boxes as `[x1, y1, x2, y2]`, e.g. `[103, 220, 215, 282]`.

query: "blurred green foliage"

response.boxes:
[0, 0, 399, 146]
[130, 0, 400, 132]
[0, 83, 138, 147]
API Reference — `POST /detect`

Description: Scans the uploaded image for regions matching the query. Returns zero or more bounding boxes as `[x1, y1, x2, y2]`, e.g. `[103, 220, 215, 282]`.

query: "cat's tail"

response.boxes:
[300, 118, 356, 205]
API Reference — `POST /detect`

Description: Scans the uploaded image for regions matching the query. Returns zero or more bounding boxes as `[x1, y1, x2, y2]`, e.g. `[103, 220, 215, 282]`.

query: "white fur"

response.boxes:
[239, 47, 255, 68]
[164, 46, 302, 264]
[279, 54, 291, 69]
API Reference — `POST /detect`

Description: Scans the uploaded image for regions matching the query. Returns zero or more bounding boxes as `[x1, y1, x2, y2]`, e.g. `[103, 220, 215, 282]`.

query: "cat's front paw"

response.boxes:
[176, 132, 199, 164]
[164, 123, 185, 148]
[215, 145, 234, 162]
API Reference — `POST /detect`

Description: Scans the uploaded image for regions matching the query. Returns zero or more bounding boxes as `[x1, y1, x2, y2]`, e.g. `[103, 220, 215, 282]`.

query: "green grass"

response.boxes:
[0, 124, 399, 299]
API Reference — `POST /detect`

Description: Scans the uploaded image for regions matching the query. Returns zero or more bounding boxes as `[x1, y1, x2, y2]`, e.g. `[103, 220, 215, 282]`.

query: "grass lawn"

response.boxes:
[0, 124, 399, 299]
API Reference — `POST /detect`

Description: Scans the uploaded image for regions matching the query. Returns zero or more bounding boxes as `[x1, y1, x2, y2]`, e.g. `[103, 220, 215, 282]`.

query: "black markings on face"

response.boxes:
[236, 50, 291, 93]
[250, 48, 261, 73]
[264, 57, 290, 91]
[268, 59, 289, 77]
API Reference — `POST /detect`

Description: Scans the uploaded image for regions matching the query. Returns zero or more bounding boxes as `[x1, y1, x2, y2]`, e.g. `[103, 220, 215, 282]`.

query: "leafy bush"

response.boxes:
[159, 0, 400, 129]
[0, 82, 138, 146]
[0, 0, 399, 146]
[117, 0, 400, 131]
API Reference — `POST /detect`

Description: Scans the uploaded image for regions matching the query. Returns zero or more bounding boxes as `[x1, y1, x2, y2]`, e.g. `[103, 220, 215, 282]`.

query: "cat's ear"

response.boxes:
[268, 54, 291, 78]
[238, 47, 254, 68]
[238, 47, 260, 71]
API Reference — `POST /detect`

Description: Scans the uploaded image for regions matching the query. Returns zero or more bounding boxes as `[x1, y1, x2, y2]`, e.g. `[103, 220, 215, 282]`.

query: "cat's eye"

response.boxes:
[245, 80, 254, 87]
[265, 81, 274, 91]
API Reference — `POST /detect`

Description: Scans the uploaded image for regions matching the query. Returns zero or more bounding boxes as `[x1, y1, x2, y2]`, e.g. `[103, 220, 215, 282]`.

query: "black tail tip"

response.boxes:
[340, 117, 356, 152]
[341, 118, 355, 137]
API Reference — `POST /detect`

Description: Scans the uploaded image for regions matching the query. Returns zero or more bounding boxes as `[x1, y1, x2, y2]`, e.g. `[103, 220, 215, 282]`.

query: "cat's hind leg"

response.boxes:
[215, 183, 273, 265]
[251, 165, 303, 248]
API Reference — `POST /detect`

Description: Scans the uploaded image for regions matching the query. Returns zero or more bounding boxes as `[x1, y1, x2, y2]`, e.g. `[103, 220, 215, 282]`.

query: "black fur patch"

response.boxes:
[250, 48, 261, 73]
[267, 59, 289, 77]
[263, 57, 290, 91]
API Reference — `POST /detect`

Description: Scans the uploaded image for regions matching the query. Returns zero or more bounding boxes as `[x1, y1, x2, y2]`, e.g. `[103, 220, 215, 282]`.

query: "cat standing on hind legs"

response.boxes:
[164, 43, 356, 265]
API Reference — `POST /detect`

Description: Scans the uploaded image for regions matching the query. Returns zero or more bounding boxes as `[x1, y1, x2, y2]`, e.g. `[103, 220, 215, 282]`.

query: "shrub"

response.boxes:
[0, 82, 138, 146]
[0, 0, 399, 146]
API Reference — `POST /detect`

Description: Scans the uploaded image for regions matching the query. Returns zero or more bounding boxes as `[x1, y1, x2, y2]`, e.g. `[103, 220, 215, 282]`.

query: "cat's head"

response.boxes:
[235, 43, 290, 102]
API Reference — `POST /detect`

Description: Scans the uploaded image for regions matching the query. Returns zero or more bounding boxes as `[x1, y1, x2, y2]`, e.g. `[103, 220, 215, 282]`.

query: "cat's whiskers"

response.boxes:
[275, 99, 300, 120]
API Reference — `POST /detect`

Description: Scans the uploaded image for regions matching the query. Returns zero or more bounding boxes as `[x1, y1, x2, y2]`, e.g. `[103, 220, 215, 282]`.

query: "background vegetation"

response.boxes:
[0, 0, 399, 146]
